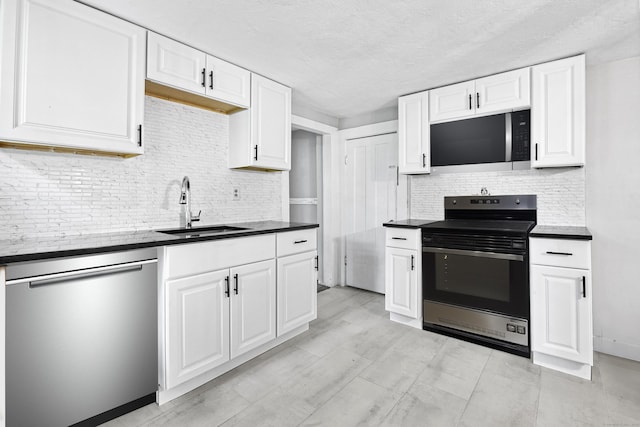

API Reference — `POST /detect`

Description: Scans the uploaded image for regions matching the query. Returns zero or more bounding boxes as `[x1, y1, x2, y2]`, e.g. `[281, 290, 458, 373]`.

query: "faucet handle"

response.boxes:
[191, 210, 201, 222]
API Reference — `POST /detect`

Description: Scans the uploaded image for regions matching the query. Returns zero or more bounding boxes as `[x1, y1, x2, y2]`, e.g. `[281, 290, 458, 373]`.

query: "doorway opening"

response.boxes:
[290, 129, 324, 287]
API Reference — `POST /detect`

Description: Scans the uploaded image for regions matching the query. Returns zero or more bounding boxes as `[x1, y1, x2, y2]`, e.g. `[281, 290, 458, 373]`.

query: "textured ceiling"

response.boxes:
[81, 0, 640, 121]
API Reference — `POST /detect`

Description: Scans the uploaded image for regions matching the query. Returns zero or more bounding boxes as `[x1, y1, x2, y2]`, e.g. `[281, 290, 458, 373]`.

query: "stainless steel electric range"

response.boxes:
[421, 194, 536, 357]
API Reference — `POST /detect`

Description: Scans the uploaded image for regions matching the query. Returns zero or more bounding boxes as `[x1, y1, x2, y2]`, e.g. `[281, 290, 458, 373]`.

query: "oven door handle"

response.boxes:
[422, 246, 524, 262]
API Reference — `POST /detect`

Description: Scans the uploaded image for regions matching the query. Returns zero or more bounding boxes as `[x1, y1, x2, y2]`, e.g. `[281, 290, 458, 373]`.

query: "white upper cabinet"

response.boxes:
[229, 74, 291, 171]
[531, 55, 585, 168]
[398, 91, 430, 174]
[429, 67, 530, 123]
[146, 32, 250, 108]
[429, 80, 476, 122]
[475, 68, 530, 115]
[0, 0, 146, 156]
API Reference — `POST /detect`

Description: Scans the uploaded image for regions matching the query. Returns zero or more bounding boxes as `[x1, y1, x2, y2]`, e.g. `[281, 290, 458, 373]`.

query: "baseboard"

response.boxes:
[389, 312, 422, 329]
[533, 351, 592, 380]
[594, 336, 640, 362]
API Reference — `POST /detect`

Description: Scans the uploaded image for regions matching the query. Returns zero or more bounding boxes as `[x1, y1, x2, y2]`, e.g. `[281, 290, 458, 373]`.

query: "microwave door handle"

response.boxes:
[422, 246, 524, 262]
[505, 112, 512, 162]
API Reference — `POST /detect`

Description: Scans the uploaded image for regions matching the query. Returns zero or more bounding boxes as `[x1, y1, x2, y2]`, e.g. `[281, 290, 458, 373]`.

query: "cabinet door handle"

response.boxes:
[254, 145, 258, 161]
[468, 94, 472, 110]
[294, 239, 307, 244]
[201, 68, 206, 87]
[315, 255, 319, 271]
[582, 276, 586, 298]
[476, 92, 480, 109]
[225, 276, 230, 298]
[410, 255, 415, 270]
[391, 237, 407, 240]
[546, 251, 573, 256]
[422, 153, 426, 168]
[535, 143, 538, 161]
[234, 273, 239, 295]
[209, 70, 214, 89]
[137, 124, 142, 147]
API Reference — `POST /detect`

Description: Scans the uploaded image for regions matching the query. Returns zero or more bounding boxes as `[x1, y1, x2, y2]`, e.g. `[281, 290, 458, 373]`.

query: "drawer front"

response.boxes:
[277, 229, 317, 257]
[165, 234, 276, 279]
[530, 238, 591, 269]
[385, 227, 420, 250]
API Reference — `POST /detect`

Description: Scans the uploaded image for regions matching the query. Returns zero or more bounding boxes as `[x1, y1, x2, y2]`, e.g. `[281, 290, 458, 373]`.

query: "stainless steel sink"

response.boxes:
[156, 225, 248, 238]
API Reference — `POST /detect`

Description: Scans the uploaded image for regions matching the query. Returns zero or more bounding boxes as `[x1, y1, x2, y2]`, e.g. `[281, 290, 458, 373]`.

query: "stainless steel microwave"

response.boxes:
[430, 110, 530, 173]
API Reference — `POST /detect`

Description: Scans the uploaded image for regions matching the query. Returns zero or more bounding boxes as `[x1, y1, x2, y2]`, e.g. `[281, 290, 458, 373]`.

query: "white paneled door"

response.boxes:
[345, 133, 398, 294]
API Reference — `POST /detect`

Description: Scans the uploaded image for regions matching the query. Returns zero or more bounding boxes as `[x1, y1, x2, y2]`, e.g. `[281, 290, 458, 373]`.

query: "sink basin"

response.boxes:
[157, 225, 248, 238]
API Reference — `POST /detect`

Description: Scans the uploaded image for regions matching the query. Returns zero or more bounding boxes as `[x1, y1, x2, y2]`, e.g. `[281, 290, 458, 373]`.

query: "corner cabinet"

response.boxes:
[429, 67, 530, 123]
[398, 91, 430, 174]
[530, 236, 593, 380]
[384, 227, 422, 328]
[276, 229, 318, 335]
[0, 0, 146, 156]
[229, 74, 292, 171]
[531, 55, 585, 168]
[146, 32, 250, 109]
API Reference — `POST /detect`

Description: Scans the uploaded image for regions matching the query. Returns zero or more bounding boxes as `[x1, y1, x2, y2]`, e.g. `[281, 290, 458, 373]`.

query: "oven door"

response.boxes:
[422, 246, 529, 319]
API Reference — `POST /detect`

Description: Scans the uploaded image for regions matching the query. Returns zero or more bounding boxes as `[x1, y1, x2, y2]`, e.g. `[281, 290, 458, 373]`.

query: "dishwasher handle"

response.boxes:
[6, 259, 158, 287]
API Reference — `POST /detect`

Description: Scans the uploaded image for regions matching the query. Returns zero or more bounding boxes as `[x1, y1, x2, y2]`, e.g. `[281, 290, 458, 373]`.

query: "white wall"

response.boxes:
[587, 56, 640, 361]
[0, 96, 283, 240]
[290, 130, 318, 224]
[410, 167, 586, 225]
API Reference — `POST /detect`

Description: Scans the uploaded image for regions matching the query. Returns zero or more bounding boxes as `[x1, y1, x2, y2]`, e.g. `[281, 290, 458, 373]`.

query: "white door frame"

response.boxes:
[339, 120, 406, 286]
[286, 115, 339, 287]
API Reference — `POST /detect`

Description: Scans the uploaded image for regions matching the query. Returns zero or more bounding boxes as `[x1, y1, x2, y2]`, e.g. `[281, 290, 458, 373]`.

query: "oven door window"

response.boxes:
[423, 249, 529, 318]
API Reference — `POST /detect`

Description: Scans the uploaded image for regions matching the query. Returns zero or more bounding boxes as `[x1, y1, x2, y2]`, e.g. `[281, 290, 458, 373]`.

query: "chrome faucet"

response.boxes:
[179, 176, 201, 229]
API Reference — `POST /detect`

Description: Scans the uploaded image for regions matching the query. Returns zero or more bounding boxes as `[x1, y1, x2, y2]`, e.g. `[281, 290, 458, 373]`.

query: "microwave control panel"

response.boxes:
[511, 109, 530, 162]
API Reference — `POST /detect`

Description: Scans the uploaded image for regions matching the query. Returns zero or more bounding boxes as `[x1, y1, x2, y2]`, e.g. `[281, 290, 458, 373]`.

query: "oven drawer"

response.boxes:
[385, 227, 420, 249]
[530, 237, 591, 269]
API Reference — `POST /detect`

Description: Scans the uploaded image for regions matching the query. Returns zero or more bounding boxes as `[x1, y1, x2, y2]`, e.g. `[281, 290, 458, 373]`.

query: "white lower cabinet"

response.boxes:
[230, 260, 276, 358]
[277, 250, 318, 336]
[166, 269, 230, 389]
[159, 229, 317, 404]
[530, 236, 593, 379]
[384, 227, 421, 328]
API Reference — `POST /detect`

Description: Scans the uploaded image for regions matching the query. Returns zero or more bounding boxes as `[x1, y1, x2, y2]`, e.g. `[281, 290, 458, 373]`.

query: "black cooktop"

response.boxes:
[421, 219, 536, 235]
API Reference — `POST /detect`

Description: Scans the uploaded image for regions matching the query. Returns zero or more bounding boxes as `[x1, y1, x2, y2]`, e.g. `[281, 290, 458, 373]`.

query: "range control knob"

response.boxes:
[452, 199, 457, 205]
[515, 198, 520, 205]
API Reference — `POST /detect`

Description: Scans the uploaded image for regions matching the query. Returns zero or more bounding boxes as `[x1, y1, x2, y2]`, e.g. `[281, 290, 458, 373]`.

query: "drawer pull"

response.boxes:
[392, 237, 407, 240]
[294, 240, 308, 244]
[546, 251, 573, 256]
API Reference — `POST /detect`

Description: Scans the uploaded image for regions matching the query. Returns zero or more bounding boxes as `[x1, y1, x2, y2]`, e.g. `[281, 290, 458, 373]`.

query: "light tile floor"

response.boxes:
[104, 286, 640, 427]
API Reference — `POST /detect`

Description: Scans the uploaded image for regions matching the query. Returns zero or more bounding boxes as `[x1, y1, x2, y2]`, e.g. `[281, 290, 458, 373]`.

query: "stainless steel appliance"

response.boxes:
[6, 248, 158, 426]
[421, 195, 536, 357]
[430, 110, 530, 173]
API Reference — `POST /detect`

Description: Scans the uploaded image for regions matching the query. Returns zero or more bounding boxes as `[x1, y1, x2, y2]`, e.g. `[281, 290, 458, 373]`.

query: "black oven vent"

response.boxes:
[422, 233, 526, 253]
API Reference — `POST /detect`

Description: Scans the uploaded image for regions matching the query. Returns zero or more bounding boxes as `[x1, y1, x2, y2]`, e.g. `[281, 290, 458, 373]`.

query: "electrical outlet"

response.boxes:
[233, 188, 240, 200]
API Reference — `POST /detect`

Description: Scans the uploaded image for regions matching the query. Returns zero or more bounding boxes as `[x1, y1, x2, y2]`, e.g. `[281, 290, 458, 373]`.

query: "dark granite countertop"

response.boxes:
[0, 221, 319, 264]
[383, 219, 439, 229]
[530, 225, 592, 241]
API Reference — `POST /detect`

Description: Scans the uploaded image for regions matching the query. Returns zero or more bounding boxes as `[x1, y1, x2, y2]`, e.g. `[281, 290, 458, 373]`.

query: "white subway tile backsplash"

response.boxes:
[0, 96, 283, 240]
[410, 167, 585, 225]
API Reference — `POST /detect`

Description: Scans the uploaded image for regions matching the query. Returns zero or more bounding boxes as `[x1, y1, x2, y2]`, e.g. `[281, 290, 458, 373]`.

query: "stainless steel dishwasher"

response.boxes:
[5, 248, 158, 427]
